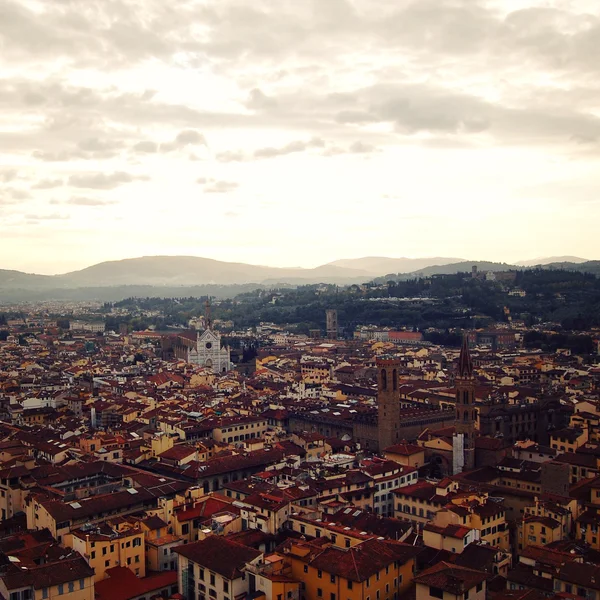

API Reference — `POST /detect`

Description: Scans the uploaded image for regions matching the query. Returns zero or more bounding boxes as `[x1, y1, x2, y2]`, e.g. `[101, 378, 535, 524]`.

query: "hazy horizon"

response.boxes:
[2, 252, 594, 277]
[2, 0, 600, 274]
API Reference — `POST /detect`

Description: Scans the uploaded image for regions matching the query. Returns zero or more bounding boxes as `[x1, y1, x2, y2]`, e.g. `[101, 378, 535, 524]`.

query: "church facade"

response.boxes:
[171, 327, 232, 374]
[188, 328, 231, 373]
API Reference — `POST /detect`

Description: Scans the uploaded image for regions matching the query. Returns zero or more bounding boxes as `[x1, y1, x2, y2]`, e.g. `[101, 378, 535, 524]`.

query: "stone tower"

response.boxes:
[454, 335, 477, 471]
[377, 356, 402, 452]
[326, 309, 338, 340]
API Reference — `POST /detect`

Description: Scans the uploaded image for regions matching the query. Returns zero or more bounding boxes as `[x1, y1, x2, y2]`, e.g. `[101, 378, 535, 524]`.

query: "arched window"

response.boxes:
[381, 369, 387, 391]
[392, 369, 397, 391]
[463, 412, 468, 422]
[463, 390, 469, 405]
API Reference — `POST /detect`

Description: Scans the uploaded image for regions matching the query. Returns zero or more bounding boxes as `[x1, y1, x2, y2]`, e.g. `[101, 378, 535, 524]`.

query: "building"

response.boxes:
[173, 303, 232, 374]
[175, 536, 262, 600]
[0, 553, 95, 600]
[414, 562, 487, 600]
[377, 356, 402, 451]
[187, 327, 232, 374]
[65, 520, 146, 582]
[325, 309, 338, 340]
[276, 536, 419, 600]
[454, 336, 477, 473]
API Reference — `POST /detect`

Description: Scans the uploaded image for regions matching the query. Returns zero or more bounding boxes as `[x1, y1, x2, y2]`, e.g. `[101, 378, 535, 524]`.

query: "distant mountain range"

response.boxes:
[0, 255, 598, 301]
[515, 256, 588, 266]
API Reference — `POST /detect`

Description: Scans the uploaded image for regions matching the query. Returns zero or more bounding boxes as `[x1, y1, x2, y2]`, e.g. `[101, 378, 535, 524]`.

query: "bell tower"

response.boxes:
[377, 356, 402, 452]
[454, 335, 477, 471]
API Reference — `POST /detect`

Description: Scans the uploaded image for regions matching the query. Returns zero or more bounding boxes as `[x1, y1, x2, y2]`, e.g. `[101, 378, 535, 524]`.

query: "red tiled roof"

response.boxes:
[95, 567, 177, 600]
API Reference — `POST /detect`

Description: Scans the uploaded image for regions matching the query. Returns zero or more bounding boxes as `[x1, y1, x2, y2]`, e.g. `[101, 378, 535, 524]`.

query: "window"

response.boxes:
[317, 589, 323, 598]
[43, 590, 49, 600]
[79, 580, 85, 590]
[318, 570, 323, 579]
[182, 524, 189, 535]
[347, 581, 353, 590]
[304, 565, 308, 574]
[330, 575, 336, 584]
[464, 590, 469, 600]
[58, 585, 64, 596]
[91, 551, 96, 559]
[103, 546, 107, 556]
[68, 583, 74, 593]
[105, 560, 110, 567]
[476, 583, 483, 593]
[133, 537, 142, 547]
[223, 581, 229, 593]
[430, 587, 444, 599]
[210, 574, 216, 586]
[200, 569, 205, 581]
[330, 594, 336, 600]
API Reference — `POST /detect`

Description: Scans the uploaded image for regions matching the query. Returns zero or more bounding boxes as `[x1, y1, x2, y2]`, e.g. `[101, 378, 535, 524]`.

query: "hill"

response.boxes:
[325, 256, 463, 275]
[391, 261, 521, 280]
[2, 255, 600, 301]
[516, 256, 589, 266]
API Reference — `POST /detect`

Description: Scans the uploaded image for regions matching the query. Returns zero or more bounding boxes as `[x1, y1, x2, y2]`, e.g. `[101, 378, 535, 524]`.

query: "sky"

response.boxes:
[1, 0, 599, 275]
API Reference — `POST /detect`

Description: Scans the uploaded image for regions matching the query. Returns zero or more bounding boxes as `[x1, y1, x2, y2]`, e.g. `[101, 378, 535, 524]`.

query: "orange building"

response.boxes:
[276, 537, 419, 600]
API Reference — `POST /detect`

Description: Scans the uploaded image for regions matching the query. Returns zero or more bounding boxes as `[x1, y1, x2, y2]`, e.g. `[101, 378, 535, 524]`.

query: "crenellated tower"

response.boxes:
[377, 356, 402, 452]
[453, 335, 477, 472]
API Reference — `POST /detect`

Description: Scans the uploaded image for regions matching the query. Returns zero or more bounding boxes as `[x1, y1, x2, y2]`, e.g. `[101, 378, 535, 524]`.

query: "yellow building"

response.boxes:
[423, 523, 479, 553]
[517, 515, 562, 551]
[245, 554, 301, 600]
[65, 521, 146, 581]
[550, 427, 588, 453]
[0, 555, 95, 600]
[276, 537, 419, 600]
[394, 479, 459, 525]
[576, 508, 600, 550]
[384, 442, 425, 469]
[301, 361, 332, 384]
[433, 495, 510, 551]
[414, 562, 487, 600]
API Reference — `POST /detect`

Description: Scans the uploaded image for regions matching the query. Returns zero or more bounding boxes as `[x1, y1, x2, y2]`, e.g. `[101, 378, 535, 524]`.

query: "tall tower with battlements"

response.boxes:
[377, 356, 402, 452]
[453, 336, 477, 472]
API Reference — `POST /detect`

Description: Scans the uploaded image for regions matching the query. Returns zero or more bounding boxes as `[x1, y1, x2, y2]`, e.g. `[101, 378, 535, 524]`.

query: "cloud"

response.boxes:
[0, 169, 20, 183]
[32, 179, 64, 189]
[0, 187, 31, 204]
[64, 196, 117, 206]
[198, 178, 239, 194]
[160, 129, 207, 152]
[253, 137, 325, 159]
[215, 150, 246, 163]
[24, 213, 69, 221]
[132, 141, 159, 153]
[68, 171, 148, 190]
[322, 140, 379, 156]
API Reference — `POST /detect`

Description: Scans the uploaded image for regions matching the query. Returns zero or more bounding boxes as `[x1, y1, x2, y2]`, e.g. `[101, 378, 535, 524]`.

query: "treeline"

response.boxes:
[523, 331, 596, 354]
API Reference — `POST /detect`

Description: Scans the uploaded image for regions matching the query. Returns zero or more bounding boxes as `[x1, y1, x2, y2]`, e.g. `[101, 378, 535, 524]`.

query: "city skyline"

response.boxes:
[2, 0, 600, 273]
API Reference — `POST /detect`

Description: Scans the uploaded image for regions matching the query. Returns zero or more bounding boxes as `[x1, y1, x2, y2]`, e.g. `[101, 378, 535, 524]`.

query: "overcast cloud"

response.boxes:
[1, 0, 599, 273]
